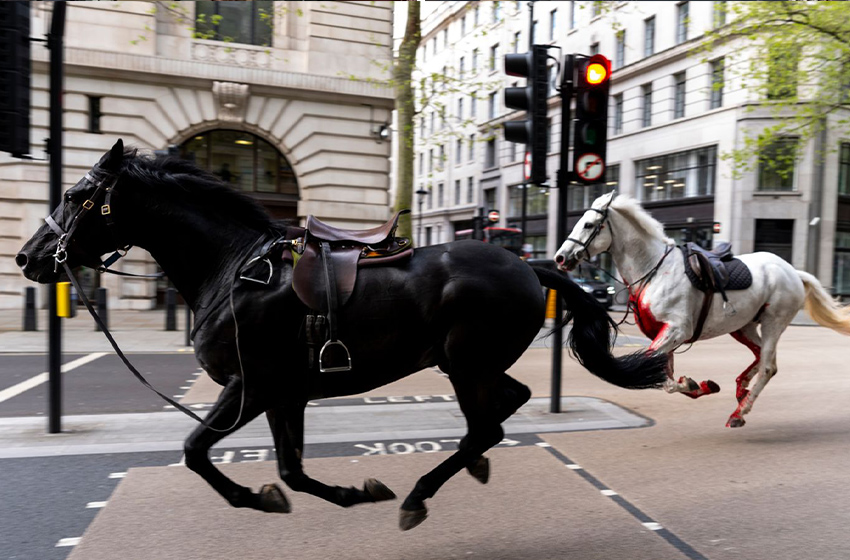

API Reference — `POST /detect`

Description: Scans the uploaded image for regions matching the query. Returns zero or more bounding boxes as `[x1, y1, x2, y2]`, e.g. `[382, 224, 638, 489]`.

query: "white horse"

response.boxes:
[555, 192, 850, 427]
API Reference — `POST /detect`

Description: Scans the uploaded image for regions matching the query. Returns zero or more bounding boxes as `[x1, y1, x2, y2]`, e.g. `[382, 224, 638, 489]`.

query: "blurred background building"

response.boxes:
[412, 1, 849, 299]
[1, 1, 393, 310]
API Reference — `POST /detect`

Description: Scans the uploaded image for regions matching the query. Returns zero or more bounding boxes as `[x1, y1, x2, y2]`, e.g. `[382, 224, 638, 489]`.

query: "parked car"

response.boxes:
[569, 268, 615, 310]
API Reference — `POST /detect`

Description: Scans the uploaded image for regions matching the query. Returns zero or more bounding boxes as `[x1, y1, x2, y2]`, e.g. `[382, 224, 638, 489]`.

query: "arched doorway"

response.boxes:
[180, 130, 298, 220]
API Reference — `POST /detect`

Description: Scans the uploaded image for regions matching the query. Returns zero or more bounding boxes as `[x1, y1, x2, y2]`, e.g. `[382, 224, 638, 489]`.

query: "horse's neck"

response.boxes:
[608, 213, 669, 287]
[131, 208, 261, 311]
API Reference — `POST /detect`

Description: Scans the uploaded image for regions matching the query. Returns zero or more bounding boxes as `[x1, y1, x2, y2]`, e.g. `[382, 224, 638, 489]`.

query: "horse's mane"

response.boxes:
[120, 148, 276, 230]
[609, 195, 673, 244]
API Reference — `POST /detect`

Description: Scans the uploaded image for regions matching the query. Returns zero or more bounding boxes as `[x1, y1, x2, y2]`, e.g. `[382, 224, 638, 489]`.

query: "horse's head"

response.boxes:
[17, 139, 128, 283]
[554, 191, 616, 271]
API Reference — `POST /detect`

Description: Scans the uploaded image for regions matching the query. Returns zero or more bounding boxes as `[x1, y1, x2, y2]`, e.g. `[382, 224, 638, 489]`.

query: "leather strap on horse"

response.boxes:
[688, 287, 714, 344]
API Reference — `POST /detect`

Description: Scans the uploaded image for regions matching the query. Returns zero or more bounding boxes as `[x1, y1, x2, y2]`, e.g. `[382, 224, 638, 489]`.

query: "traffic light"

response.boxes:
[0, 1, 31, 157]
[572, 54, 611, 185]
[504, 45, 549, 185]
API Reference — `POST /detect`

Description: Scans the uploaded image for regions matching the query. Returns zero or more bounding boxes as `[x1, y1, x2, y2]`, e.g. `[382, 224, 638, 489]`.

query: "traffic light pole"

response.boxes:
[551, 54, 574, 414]
[47, 1, 66, 434]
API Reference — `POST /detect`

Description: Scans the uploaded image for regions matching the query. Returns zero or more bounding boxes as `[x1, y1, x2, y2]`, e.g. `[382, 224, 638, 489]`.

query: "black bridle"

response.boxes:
[565, 193, 616, 261]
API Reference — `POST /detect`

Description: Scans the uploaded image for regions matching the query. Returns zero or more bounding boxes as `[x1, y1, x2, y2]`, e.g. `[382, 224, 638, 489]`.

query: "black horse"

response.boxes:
[17, 140, 667, 530]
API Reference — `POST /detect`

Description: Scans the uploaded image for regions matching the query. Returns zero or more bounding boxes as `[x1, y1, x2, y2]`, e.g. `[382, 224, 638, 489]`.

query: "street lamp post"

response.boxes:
[415, 187, 428, 246]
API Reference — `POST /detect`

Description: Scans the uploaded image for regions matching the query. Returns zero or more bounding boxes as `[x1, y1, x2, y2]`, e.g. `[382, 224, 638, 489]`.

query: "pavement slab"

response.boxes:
[67, 447, 685, 560]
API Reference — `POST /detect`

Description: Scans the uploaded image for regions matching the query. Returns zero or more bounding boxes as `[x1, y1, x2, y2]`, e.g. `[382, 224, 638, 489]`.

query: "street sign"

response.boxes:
[488, 210, 500, 223]
[575, 153, 604, 182]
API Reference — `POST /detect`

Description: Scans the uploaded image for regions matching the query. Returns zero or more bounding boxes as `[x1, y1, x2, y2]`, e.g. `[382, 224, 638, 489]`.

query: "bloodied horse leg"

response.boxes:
[399, 373, 530, 531]
[266, 404, 396, 507]
[183, 376, 290, 513]
[651, 324, 720, 399]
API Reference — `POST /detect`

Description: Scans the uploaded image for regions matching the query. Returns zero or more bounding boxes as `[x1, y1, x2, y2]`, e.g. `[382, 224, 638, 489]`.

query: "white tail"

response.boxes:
[798, 271, 850, 335]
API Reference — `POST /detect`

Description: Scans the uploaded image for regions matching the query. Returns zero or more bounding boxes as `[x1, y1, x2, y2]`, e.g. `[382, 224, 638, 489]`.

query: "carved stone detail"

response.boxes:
[212, 81, 250, 123]
[192, 42, 271, 69]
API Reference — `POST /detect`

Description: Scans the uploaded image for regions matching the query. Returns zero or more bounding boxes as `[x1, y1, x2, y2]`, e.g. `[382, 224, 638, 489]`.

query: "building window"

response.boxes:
[613, 94, 623, 135]
[195, 1, 273, 46]
[509, 140, 517, 163]
[590, 42, 599, 56]
[461, 13, 467, 36]
[569, 1, 576, 29]
[532, 20, 538, 44]
[549, 9, 557, 41]
[459, 56, 465, 80]
[642, 83, 652, 127]
[547, 117, 553, 153]
[509, 185, 549, 217]
[493, 1, 501, 22]
[432, 38, 437, 56]
[635, 146, 717, 202]
[713, 0, 727, 27]
[474, 5, 480, 26]
[591, 2, 601, 18]
[767, 47, 799, 100]
[488, 91, 497, 119]
[513, 31, 521, 53]
[438, 144, 445, 170]
[88, 96, 102, 134]
[418, 153, 423, 176]
[834, 230, 850, 296]
[485, 138, 497, 168]
[644, 16, 655, 57]
[484, 188, 497, 212]
[429, 149, 434, 173]
[677, 2, 690, 44]
[437, 182, 444, 207]
[458, 98, 464, 121]
[442, 28, 448, 49]
[755, 219, 794, 264]
[427, 189, 433, 210]
[615, 31, 625, 69]
[467, 177, 475, 203]
[570, 165, 620, 210]
[674, 72, 686, 119]
[472, 49, 479, 73]
[758, 137, 799, 191]
[468, 135, 475, 161]
[455, 179, 462, 205]
[471, 92, 477, 118]
[456, 138, 463, 164]
[710, 58, 725, 109]
[429, 112, 435, 134]
[180, 130, 298, 213]
[839, 143, 850, 195]
[490, 44, 500, 72]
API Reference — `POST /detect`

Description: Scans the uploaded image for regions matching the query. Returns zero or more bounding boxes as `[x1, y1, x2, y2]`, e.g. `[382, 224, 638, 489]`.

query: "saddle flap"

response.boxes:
[292, 244, 360, 311]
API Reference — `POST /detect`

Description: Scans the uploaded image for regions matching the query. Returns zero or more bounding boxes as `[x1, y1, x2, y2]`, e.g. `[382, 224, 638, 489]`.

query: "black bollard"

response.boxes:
[184, 304, 192, 347]
[23, 287, 37, 331]
[95, 287, 108, 331]
[165, 288, 177, 331]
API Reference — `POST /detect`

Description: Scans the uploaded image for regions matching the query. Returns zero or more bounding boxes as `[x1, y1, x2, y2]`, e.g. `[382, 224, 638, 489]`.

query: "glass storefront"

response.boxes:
[636, 146, 716, 202]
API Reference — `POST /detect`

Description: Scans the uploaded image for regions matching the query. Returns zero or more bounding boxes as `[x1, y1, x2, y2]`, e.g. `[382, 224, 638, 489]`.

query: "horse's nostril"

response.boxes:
[554, 254, 564, 265]
[15, 253, 28, 269]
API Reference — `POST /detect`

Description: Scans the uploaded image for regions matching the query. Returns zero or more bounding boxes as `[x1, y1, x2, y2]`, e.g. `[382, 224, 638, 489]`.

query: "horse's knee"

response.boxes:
[183, 441, 206, 472]
[280, 470, 309, 493]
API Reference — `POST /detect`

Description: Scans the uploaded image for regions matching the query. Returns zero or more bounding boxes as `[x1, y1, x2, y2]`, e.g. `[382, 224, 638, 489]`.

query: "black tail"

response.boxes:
[531, 263, 667, 389]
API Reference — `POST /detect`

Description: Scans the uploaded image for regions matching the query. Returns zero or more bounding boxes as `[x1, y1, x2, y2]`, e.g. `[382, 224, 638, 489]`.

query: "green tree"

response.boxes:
[703, 1, 850, 177]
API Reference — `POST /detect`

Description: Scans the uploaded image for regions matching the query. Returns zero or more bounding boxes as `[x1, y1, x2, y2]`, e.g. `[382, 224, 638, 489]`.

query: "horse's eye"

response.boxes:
[64, 193, 74, 203]
[583, 222, 594, 229]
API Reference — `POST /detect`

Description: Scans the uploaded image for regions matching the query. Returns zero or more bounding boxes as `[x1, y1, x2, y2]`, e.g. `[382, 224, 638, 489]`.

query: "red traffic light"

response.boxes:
[584, 55, 611, 86]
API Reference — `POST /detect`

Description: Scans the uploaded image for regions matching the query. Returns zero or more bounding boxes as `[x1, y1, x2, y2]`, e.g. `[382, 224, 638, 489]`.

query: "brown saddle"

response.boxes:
[290, 209, 412, 372]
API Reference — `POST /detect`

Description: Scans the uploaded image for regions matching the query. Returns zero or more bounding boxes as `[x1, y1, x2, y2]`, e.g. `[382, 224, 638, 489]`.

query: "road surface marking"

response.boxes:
[56, 537, 82, 547]
[601, 489, 618, 496]
[0, 353, 107, 404]
[565, 463, 582, 470]
[642, 522, 663, 531]
[108, 472, 126, 479]
[535, 442, 552, 448]
[86, 501, 107, 509]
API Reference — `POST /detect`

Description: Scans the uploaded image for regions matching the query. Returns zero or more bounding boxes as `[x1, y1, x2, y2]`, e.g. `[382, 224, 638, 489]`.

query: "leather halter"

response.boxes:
[565, 194, 615, 261]
[44, 167, 159, 278]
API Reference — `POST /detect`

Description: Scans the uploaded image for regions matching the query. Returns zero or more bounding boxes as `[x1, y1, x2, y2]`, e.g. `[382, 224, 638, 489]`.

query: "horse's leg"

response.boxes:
[265, 404, 396, 507]
[726, 324, 763, 427]
[399, 373, 530, 531]
[729, 318, 785, 427]
[650, 325, 720, 398]
[183, 376, 289, 513]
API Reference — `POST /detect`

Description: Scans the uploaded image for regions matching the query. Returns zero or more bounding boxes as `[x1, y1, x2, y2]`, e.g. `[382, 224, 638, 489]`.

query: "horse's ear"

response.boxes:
[98, 139, 124, 171]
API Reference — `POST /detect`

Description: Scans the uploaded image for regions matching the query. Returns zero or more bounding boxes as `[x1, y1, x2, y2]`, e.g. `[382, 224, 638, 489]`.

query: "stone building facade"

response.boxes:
[413, 1, 849, 298]
[1, 1, 394, 309]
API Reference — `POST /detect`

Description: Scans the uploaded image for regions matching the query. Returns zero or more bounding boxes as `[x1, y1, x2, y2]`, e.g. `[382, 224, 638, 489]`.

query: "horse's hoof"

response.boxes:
[399, 506, 428, 531]
[705, 380, 721, 394]
[258, 483, 291, 513]
[726, 416, 746, 428]
[466, 456, 490, 484]
[364, 478, 396, 502]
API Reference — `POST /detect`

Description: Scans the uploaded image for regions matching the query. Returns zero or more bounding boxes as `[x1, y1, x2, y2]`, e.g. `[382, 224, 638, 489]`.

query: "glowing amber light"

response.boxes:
[586, 63, 608, 85]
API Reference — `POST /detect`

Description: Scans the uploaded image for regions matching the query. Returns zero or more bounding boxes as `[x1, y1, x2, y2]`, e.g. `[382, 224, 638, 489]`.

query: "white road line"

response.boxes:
[0, 353, 107, 404]
[565, 464, 582, 470]
[642, 522, 663, 531]
[56, 537, 82, 547]
[601, 489, 618, 496]
[535, 442, 552, 448]
[86, 501, 107, 509]
[180, 386, 191, 390]
[173, 395, 185, 399]
[108, 472, 126, 479]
